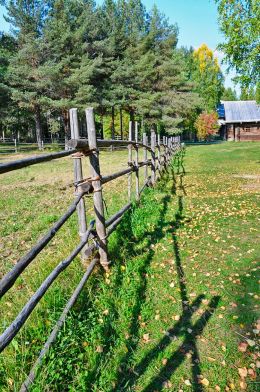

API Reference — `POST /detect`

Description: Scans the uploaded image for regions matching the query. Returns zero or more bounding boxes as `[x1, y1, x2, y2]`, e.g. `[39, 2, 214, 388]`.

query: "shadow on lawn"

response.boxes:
[38, 149, 220, 392]
[112, 148, 220, 392]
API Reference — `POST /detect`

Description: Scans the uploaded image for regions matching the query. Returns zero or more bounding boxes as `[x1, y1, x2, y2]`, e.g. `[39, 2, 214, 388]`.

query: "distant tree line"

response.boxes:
[0, 0, 226, 146]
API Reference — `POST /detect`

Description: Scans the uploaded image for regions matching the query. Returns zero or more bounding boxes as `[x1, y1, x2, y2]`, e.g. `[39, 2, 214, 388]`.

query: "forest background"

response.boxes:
[0, 0, 259, 145]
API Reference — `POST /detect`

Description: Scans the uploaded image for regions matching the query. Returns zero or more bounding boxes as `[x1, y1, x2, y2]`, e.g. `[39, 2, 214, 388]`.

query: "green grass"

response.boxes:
[0, 143, 260, 391]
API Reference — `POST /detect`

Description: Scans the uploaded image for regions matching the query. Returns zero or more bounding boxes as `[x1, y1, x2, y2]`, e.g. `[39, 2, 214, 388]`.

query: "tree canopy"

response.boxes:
[216, 0, 260, 89]
[0, 0, 226, 142]
[192, 44, 224, 111]
[221, 87, 237, 101]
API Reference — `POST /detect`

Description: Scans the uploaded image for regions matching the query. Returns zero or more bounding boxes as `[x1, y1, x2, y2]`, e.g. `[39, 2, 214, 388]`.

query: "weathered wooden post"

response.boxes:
[164, 136, 168, 169]
[166, 137, 170, 164]
[14, 138, 17, 153]
[143, 133, 148, 183]
[86, 108, 109, 270]
[128, 121, 133, 202]
[151, 129, 156, 185]
[157, 133, 161, 176]
[169, 137, 172, 161]
[69, 109, 88, 259]
[135, 121, 139, 200]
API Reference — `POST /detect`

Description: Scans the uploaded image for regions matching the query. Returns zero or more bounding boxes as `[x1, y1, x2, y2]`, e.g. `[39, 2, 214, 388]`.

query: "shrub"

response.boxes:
[195, 111, 219, 140]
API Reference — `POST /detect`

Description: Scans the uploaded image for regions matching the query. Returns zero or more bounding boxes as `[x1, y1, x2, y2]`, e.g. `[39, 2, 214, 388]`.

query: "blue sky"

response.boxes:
[0, 0, 237, 91]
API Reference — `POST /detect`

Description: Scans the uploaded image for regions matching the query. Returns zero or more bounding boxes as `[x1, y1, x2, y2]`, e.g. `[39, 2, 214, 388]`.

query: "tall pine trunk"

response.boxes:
[120, 108, 123, 140]
[101, 110, 104, 139]
[62, 110, 70, 150]
[34, 104, 42, 150]
[111, 106, 115, 139]
[129, 109, 135, 140]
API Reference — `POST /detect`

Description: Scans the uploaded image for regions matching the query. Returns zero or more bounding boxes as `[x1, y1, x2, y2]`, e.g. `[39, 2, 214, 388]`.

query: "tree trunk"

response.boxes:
[101, 108, 104, 139]
[62, 110, 70, 150]
[111, 106, 115, 139]
[120, 108, 123, 140]
[34, 105, 43, 150]
[129, 109, 135, 141]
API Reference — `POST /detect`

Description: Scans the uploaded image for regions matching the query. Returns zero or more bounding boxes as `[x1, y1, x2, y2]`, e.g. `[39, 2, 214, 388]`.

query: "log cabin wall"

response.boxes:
[226, 122, 260, 141]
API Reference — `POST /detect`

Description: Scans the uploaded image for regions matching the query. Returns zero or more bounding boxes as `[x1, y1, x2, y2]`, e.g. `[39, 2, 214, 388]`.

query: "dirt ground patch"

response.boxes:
[233, 174, 260, 180]
[241, 183, 260, 191]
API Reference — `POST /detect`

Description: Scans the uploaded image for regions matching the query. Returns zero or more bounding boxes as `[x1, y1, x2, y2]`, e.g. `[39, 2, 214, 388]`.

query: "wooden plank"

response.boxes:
[85, 108, 109, 270]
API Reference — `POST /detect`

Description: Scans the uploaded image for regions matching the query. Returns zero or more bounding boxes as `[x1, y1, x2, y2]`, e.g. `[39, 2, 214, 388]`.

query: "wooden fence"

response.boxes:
[0, 139, 65, 153]
[0, 107, 181, 391]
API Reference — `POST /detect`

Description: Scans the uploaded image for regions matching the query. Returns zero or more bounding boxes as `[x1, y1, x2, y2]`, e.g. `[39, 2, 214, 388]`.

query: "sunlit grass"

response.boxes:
[0, 143, 259, 391]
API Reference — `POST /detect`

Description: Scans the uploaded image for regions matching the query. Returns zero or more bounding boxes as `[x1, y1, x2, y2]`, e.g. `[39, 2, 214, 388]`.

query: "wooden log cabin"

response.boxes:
[218, 100, 260, 141]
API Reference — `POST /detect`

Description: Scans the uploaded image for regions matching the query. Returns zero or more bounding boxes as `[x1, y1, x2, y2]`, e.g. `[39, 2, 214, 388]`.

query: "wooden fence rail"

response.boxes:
[0, 107, 181, 391]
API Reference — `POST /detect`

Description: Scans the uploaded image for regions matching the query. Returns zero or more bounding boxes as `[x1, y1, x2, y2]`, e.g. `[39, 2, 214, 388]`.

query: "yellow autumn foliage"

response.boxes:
[193, 43, 220, 73]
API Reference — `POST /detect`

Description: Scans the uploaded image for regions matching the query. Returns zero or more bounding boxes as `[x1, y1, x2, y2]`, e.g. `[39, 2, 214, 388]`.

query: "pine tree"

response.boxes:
[133, 6, 200, 135]
[0, 33, 17, 138]
[2, 0, 51, 148]
[40, 0, 83, 143]
[221, 87, 237, 101]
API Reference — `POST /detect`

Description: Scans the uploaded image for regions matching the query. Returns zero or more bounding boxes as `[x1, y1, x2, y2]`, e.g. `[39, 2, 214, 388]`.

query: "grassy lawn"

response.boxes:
[0, 142, 259, 391]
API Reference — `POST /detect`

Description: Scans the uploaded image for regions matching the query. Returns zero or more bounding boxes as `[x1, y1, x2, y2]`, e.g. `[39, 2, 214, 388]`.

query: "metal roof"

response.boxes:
[221, 100, 260, 123]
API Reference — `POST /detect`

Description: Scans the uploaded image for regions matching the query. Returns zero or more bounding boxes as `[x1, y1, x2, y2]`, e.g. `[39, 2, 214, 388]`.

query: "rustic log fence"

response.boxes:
[0, 107, 181, 391]
[0, 139, 66, 153]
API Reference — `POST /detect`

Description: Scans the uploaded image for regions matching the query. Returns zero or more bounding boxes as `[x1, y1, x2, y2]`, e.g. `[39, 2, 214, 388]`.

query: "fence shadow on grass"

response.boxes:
[112, 149, 220, 391]
[41, 150, 220, 391]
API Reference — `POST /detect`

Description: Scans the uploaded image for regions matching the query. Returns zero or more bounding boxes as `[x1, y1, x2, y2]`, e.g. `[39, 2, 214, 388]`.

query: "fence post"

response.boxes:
[166, 137, 168, 163]
[157, 133, 161, 176]
[168, 137, 172, 162]
[166, 137, 170, 164]
[143, 132, 148, 183]
[162, 136, 165, 170]
[128, 121, 133, 202]
[164, 136, 167, 169]
[14, 138, 17, 153]
[85, 107, 109, 270]
[69, 109, 88, 259]
[151, 129, 156, 185]
[135, 121, 139, 200]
